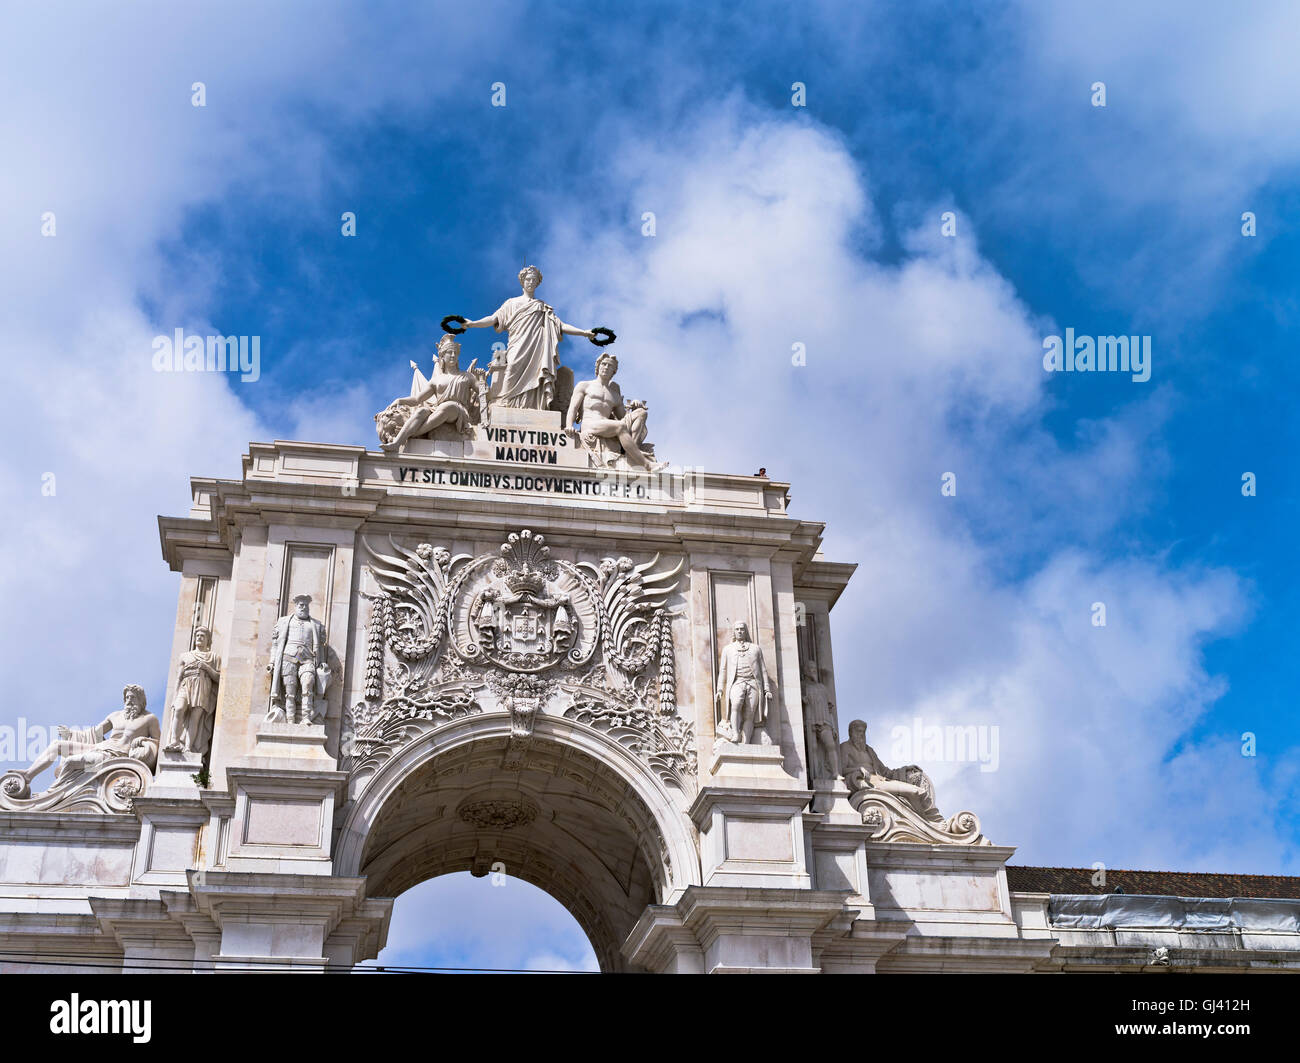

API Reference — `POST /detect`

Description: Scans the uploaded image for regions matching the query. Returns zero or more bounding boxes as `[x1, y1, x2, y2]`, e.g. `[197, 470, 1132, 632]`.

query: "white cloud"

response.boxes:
[0, 3, 500, 752]
[1004, 0, 1300, 316]
[522, 951, 600, 973]
[1024, 0, 1300, 162]
[0, 1, 1289, 956]
[536, 98, 1283, 872]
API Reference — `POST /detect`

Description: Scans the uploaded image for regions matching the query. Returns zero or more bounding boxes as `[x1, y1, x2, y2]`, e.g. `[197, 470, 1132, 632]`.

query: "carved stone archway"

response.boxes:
[335, 714, 701, 972]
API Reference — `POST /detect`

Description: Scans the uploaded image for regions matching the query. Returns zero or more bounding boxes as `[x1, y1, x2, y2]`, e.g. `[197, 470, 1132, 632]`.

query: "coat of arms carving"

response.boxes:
[351, 529, 694, 789]
[461, 530, 592, 672]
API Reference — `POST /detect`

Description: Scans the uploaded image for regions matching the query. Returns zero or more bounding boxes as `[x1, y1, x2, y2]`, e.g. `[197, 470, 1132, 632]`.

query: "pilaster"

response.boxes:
[691, 744, 812, 890]
[221, 762, 347, 875]
[188, 871, 390, 971]
[624, 886, 852, 973]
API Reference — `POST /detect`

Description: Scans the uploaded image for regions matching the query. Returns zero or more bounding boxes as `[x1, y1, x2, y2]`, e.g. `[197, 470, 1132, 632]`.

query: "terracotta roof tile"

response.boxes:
[1006, 865, 1300, 900]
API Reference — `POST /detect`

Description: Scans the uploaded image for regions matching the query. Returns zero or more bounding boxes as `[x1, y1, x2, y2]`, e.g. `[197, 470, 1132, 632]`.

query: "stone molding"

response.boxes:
[623, 886, 852, 974]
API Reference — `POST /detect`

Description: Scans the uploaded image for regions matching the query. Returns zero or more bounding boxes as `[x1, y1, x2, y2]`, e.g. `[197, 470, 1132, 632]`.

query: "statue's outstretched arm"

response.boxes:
[558, 319, 594, 339]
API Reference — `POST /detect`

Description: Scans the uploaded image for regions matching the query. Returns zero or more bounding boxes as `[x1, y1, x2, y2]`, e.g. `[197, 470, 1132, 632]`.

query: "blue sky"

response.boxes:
[1, 1, 1297, 971]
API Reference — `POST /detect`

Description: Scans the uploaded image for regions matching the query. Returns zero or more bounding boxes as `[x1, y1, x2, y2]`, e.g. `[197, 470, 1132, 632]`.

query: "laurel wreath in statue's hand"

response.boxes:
[589, 327, 616, 346]
[441, 315, 468, 335]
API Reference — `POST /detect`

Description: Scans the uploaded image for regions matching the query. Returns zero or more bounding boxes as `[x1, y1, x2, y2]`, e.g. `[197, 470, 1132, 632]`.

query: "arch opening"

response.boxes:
[367, 872, 599, 973]
[340, 722, 697, 972]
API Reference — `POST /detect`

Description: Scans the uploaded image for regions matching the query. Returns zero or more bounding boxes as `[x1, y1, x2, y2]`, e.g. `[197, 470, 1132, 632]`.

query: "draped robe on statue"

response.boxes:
[173, 648, 220, 754]
[409, 360, 477, 419]
[490, 294, 565, 409]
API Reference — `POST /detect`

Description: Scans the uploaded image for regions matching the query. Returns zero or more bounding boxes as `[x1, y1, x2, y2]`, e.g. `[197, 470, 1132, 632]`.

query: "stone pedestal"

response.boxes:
[92, 897, 205, 973]
[189, 871, 390, 971]
[692, 746, 812, 890]
[148, 749, 205, 796]
[253, 721, 332, 763]
[708, 741, 796, 788]
[135, 752, 210, 897]
[486, 406, 562, 428]
[404, 435, 471, 459]
[222, 763, 346, 876]
[808, 776, 854, 815]
[129, 797, 209, 893]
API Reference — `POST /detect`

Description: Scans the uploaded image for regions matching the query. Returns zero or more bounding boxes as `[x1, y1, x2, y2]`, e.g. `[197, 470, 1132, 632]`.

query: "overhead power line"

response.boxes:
[0, 948, 592, 975]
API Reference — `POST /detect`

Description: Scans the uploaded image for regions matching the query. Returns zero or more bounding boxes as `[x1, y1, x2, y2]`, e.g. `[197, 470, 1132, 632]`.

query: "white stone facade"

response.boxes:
[1, 424, 1297, 973]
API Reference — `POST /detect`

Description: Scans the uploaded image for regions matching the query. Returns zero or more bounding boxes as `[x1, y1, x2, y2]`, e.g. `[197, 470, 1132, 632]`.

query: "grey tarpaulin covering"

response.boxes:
[1049, 894, 1300, 932]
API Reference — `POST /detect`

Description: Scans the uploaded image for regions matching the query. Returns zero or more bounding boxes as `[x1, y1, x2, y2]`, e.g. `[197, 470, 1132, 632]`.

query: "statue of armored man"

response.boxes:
[715, 621, 776, 746]
[267, 595, 329, 725]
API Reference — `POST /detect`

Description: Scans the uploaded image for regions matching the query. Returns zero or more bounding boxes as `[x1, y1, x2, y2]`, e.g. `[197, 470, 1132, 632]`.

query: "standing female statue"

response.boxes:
[460, 265, 597, 410]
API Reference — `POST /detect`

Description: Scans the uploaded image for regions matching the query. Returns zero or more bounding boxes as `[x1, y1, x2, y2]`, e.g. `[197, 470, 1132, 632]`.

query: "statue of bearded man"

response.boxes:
[266, 595, 328, 725]
[9, 685, 160, 792]
[839, 719, 945, 825]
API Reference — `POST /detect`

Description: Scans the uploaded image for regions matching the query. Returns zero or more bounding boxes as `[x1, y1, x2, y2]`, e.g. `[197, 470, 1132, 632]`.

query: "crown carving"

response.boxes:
[492, 530, 558, 594]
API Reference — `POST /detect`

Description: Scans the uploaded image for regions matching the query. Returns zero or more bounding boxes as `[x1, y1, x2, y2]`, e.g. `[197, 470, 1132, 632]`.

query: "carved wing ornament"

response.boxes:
[576, 554, 683, 690]
[363, 538, 475, 662]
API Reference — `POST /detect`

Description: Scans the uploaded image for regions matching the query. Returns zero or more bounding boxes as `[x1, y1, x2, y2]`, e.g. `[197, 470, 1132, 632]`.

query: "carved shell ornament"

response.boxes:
[850, 789, 988, 846]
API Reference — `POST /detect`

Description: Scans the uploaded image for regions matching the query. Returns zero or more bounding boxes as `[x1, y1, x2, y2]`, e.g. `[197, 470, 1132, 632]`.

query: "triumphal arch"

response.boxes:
[15, 268, 1289, 974]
